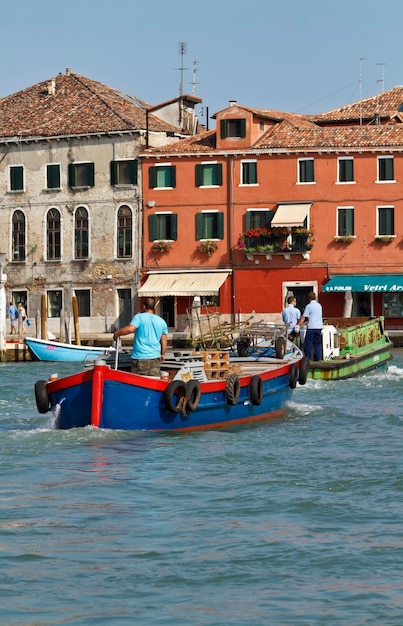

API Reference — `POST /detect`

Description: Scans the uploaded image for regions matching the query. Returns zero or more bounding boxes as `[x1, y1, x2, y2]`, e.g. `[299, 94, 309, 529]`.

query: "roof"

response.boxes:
[0, 69, 180, 140]
[310, 86, 403, 124]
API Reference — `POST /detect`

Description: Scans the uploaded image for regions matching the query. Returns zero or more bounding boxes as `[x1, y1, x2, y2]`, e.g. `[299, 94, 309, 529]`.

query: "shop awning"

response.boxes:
[138, 271, 230, 296]
[323, 275, 403, 292]
[271, 203, 312, 227]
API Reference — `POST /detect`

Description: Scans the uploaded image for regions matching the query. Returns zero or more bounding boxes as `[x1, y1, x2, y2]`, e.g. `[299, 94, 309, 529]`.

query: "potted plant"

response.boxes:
[256, 244, 274, 259]
[375, 235, 395, 243]
[197, 240, 218, 256]
[151, 240, 173, 253]
[334, 235, 354, 243]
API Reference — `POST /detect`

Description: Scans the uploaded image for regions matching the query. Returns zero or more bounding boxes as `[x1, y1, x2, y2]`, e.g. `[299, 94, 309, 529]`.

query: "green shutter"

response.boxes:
[171, 214, 178, 240]
[68, 163, 76, 187]
[110, 161, 118, 185]
[88, 163, 95, 187]
[217, 212, 224, 239]
[11, 166, 23, 191]
[47, 164, 60, 189]
[149, 215, 157, 241]
[130, 159, 138, 184]
[196, 214, 203, 240]
[149, 167, 157, 189]
[170, 166, 176, 188]
[216, 164, 223, 186]
[240, 119, 246, 138]
[220, 119, 227, 139]
[195, 164, 203, 187]
[245, 212, 252, 229]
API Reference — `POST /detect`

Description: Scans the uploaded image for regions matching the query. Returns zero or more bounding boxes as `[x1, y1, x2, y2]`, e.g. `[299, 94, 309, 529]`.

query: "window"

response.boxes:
[68, 162, 95, 188]
[337, 207, 354, 236]
[298, 158, 314, 183]
[338, 158, 354, 183]
[47, 290, 62, 318]
[149, 213, 177, 241]
[47, 208, 61, 260]
[377, 206, 394, 236]
[196, 212, 224, 240]
[46, 164, 61, 189]
[9, 165, 24, 192]
[110, 159, 138, 186]
[12, 210, 26, 261]
[75, 289, 90, 317]
[201, 295, 220, 307]
[117, 205, 133, 258]
[377, 156, 394, 182]
[220, 118, 246, 139]
[241, 161, 258, 185]
[195, 162, 223, 187]
[383, 293, 403, 318]
[149, 165, 176, 189]
[245, 209, 274, 229]
[74, 206, 89, 259]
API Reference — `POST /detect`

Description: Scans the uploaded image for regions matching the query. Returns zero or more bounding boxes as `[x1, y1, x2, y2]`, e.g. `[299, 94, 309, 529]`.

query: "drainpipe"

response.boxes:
[227, 155, 236, 325]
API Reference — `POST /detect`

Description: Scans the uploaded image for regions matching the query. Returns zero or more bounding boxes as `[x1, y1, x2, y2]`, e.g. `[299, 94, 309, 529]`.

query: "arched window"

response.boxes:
[75, 206, 89, 259]
[117, 205, 132, 258]
[12, 210, 26, 261]
[47, 208, 61, 260]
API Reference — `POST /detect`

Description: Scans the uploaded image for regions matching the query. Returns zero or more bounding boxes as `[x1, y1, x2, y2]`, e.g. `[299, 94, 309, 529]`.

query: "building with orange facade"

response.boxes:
[140, 88, 403, 331]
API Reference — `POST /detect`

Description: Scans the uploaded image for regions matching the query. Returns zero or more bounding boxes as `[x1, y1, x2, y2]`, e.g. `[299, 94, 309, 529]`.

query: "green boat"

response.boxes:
[305, 316, 393, 381]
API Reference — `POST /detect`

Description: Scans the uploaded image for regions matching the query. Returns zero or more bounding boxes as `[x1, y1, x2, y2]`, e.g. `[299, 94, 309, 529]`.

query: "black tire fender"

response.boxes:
[250, 375, 263, 405]
[226, 373, 240, 405]
[164, 380, 187, 413]
[35, 379, 50, 414]
[275, 337, 286, 359]
[298, 357, 310, 385]
[186, 379, 201, 412]
[289, 362, 298, 389]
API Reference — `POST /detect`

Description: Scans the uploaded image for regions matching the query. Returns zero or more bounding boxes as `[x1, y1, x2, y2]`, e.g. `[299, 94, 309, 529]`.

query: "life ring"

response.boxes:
[186, 379, 201, 412]
[298, 357, 310, 385]
[226, 373, 240, 405]
[164, 380, 187, 413]
[289, 363, 298, 389]
[35, 380, 49, 414]
[250, 375, 263, 405]
[237, 339, 249, 357]
[275, 337, 286, 359]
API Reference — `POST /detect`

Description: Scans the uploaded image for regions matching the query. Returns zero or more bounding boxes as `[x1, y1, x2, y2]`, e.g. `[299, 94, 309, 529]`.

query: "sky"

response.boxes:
[1, 0, 402, 126]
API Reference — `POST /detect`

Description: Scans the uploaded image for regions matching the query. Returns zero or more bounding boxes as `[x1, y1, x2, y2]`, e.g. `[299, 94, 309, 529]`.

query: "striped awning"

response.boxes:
[138, 271, 230, 296]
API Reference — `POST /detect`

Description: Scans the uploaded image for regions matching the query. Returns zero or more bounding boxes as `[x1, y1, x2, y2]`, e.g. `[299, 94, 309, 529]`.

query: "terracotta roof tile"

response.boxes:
[310, 86, 403, 124]
[0, 71, 180, 139]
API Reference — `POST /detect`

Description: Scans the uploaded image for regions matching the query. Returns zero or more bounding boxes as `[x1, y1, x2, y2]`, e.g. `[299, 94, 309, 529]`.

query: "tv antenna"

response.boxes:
[359, 57, 366, 126]
[177, 42, 187, 98]
[376, 62, 386, 93]
[191, 59, 199, 95]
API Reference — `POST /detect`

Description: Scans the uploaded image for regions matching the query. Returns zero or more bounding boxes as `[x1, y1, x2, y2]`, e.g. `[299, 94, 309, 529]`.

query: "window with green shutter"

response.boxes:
[378, 157, 394, 181]
[10, 166, 24, 192]
[148, 165, 176, 188]
[378, 206, 394, 235]
[338, 158, 354, 183]
[298, 158, 314, 183]
[68, 163, 95, 188]
[245, 210, 274, 230]
[110, 160, 138, 186]
[195, 163, 222, 187]
[220, 119, 246, 139]
[47, 164, 61, 189]
[149, 214, 177, 241]
[241, 161, 257, 185]
[337, 207, 354, 236]
[196, 212, 224, 240]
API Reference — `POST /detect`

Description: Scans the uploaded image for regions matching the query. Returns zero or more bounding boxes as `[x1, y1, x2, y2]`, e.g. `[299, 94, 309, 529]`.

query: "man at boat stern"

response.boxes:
[113, 297, 168, 376]
[298, 291, 323, 361]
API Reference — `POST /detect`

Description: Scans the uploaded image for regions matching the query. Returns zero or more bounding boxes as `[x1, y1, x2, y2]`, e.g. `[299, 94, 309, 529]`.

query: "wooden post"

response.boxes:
[41, 295, 47, 340]
[72, 295, 80, 345]
[60, 309, 65, 343]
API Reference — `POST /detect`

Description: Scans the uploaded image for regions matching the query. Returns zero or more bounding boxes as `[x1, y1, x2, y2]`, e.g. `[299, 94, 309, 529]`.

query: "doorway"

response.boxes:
[284, 283, 316, 316]
[117, 289, 132, 327]
[161, 296, 175, 328]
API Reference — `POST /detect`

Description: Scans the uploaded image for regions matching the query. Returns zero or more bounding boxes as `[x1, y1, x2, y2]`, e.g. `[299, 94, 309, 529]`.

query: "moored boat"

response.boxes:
[25, 336, 114, 362]
[306, 316, 393, 380]
[34, 338, 306, 432]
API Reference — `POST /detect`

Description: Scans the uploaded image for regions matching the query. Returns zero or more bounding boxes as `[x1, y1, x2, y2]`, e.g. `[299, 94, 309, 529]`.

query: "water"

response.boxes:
[0, 351, 402, 625]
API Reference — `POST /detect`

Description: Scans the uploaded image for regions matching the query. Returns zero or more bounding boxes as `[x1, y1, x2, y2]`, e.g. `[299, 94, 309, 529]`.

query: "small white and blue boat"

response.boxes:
[25, 336, 114, 363]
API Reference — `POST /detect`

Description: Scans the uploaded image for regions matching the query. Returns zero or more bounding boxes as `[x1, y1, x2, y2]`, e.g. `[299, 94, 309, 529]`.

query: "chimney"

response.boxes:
[47, 79, 56, 96]
[229, 100, 237, 107]
[66, 67, 71, 75]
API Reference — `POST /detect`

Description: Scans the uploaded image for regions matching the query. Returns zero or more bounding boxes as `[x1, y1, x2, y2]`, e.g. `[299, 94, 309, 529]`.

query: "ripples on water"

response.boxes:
[0, 352, 402, 625]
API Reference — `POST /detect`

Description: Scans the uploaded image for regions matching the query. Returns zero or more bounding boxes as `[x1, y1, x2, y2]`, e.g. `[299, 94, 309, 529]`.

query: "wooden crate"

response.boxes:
[193, 351, 230, 380]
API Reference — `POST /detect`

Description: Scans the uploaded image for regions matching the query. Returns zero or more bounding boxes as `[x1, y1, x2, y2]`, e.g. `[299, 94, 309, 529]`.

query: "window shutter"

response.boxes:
[220, 120, 227, 139]
[68, 163, 76, 187]
[149, 215, 157, 241]
[217, 212, 224, 239]
[170, 166, 176, 188]
[196, 214, 203, 240]
[149, 167, 157, 189]
[195, 164, 203, 187]
[240, 119, 246, 138]
[245, 212, 252, 230]
[130, 159, 138, 184]
[216, 164, 223, 186]
[87, 163, 95, 187]
[171, 214, 178, 240]
[11, 166, 24, 191]
[110, 161, 118, 185]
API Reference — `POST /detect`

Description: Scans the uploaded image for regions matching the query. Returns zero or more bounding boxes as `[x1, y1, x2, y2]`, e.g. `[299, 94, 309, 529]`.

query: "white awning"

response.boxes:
[138, 272, 230, 296]
[271, 203, 312, 227]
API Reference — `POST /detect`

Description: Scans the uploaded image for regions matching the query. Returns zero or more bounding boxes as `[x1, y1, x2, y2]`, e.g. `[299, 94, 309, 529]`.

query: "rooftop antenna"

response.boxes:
[376, 62, 385, 93]
[359, 57, 366, 126]
[191, 59, 199, 95]
[178, 42, 187, 99]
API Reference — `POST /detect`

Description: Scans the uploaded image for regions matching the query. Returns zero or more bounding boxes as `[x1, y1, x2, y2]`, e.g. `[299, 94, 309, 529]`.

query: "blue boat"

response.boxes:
[34, 343, 307, 432]
[25, 336, 114, 362]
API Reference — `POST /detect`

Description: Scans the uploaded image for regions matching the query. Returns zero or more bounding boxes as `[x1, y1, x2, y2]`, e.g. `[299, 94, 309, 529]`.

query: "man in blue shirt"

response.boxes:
[113, 297, 168, 376]
[8, 302, 18, 334]
[298, 291, 323, 360]
[282, 295, 301, 341]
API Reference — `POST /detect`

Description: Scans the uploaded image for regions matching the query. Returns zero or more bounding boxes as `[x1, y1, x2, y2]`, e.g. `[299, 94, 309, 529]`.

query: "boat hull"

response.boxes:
[45, 360, 296, 432]
[25, 336, 113, 362]
[308, 343, 392, 380]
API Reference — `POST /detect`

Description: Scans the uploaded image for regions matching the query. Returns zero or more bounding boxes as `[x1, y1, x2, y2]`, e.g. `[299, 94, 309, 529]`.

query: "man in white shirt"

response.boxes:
[282, 295, 301, 342]
[298, 291, 323, 360]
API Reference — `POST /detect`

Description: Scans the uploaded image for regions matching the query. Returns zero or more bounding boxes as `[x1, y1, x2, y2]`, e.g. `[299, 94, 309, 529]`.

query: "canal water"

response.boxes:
[0, 350, 402, 625]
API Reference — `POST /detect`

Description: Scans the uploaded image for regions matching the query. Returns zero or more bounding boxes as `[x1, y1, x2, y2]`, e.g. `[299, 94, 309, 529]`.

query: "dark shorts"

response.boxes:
[131, 358, 161, 377]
